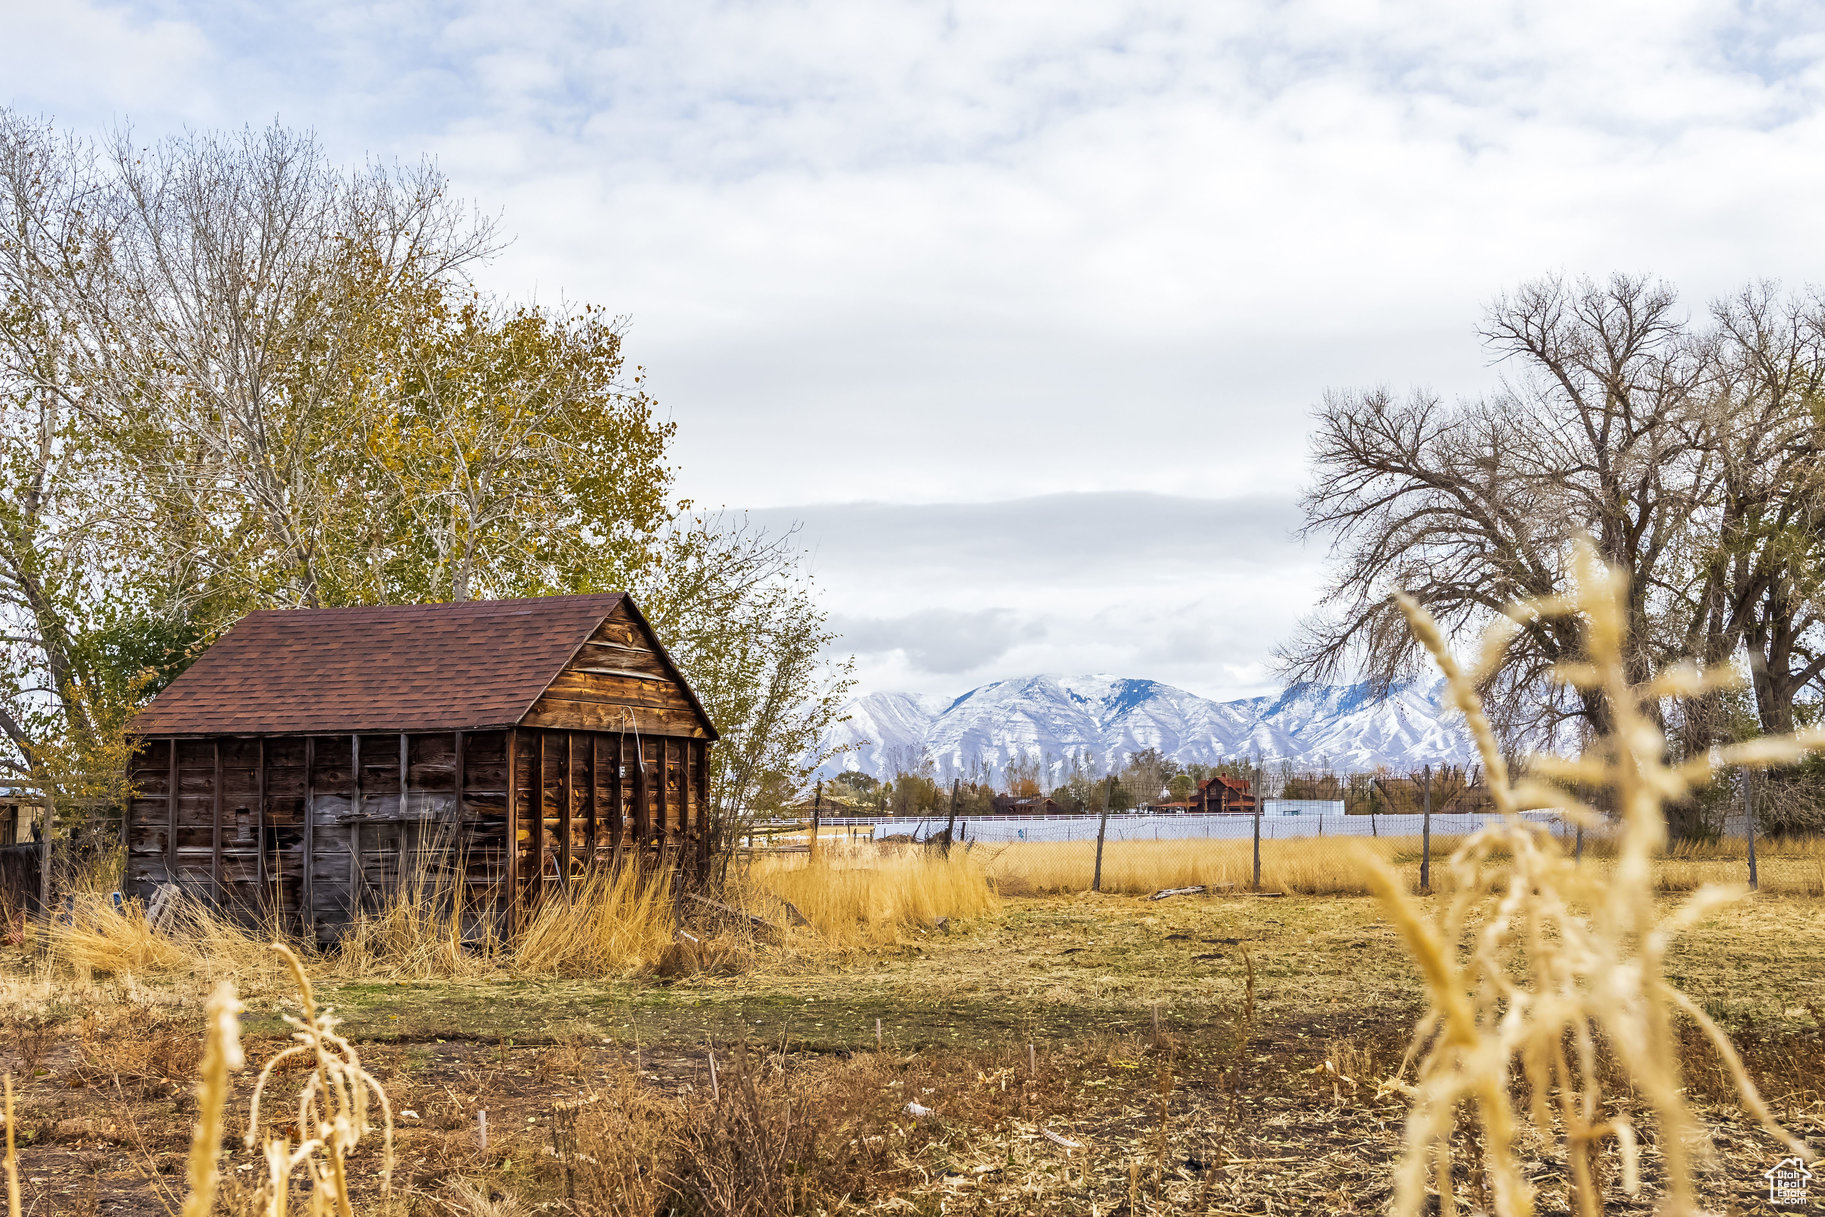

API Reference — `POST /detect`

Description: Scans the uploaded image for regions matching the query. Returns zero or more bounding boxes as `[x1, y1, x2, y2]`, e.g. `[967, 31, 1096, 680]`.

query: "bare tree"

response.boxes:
[63, 124, 498, 609]
[1283, 274, 1710, 746]
[1685, 285, 1825, 736]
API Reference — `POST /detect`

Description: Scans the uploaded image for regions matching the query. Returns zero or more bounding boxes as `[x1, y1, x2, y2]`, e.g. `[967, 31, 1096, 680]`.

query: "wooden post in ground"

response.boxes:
[37, 791, 53, 916]
[1420, 764, 1432, 893]
[1745, 768, 1759, 892]
[1251, 766, 1262, 892]
[809, 779, 823, 861]
[1092, 776, 1114, 893]
[943, 778, 958, 856]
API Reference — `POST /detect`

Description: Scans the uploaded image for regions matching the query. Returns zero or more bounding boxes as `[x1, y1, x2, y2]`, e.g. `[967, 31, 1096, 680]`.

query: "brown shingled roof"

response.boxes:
[132, 593, 646, 736]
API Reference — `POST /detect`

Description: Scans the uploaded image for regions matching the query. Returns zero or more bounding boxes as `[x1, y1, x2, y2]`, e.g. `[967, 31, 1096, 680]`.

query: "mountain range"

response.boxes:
[812, 674, 1475, 781]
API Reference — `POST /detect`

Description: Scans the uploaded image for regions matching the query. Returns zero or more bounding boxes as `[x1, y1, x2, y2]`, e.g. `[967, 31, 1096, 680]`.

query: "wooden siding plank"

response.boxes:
[611, 733, 625, 863]
[505, 728, 519, 935]
[520, 698, 708, 737]
[561, 732, 573, 898]
[657, 736, 669, 849]
[210, 739, 223, 904]
[586, 735, 598, 867]
[349, 735, 361, 916]
[630, 732, 640, 857]
[453, 731, 464, 831]
[303, 736, 316, 937]
[166, 737, 178, 880]
[633, 735, 650, 849]
[256, 737, 266, 901]
[540, 669, 694, 706]
[533, 731, 545, 899]
[696, 738, 710, 868]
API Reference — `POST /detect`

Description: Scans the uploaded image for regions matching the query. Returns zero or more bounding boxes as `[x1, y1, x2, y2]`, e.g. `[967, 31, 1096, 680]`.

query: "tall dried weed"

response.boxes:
[745, 845, 997, 945]
[509, 864, 679, 977]
[1374, 540, 1818, 1217]
[331, 845, 494, 982]
[47, 891, 288, 991]
[245, 943, 394, 1216]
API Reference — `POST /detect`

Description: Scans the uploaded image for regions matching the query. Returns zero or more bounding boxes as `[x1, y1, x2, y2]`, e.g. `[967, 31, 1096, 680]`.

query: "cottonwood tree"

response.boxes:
[1284, 274, 1709, 748]
[349, 295, 676, 604]
[1682, 285, 1825, 737]
[1287, 273, 1825, 829]
[0, 112, 853, 845]
[0, 112, 142, 806]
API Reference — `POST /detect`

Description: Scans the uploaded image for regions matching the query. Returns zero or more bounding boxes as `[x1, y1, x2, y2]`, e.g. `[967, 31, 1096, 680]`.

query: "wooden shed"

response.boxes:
[125, 594, 717, 936]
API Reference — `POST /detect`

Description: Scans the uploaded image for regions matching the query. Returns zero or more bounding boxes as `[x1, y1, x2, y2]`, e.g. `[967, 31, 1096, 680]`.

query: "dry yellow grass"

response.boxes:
[46, 892, 288, 990]
[983, 836, 1413, 896]
[744, 844, 997, 945]
[509, 865, 680, 977]
[332, 852, 494, 982]
[981, 833, 1825, 898]
[39, 856, 683, 987]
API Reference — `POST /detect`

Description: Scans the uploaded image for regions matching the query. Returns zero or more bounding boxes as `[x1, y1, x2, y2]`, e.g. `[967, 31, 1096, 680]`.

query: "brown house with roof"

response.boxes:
[990, 794, 1060, 816]
[126, 594, 716, 937]
[1192, 774, 1256, 815]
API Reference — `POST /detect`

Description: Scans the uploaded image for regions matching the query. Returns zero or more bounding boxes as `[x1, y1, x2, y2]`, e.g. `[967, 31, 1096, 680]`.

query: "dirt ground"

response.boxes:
[1, 892, 1821, 1215]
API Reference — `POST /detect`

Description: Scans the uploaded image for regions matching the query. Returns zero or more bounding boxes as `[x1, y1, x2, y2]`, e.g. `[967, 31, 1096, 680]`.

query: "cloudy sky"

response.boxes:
[10, 1, 1825, 701]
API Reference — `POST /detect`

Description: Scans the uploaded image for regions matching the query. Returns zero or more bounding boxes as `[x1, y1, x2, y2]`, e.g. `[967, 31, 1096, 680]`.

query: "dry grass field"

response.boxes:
[0, 881, 1817, 1216]
[982, 834, 1825, 897]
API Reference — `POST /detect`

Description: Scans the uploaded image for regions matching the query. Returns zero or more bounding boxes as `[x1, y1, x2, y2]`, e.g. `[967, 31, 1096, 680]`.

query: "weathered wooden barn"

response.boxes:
[126, 594, 717, 936]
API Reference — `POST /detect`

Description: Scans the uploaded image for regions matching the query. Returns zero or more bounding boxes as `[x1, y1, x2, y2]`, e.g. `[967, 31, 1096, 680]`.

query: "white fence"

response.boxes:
[820, 810, 1569, 845]
[1261, 800, 1345, 817]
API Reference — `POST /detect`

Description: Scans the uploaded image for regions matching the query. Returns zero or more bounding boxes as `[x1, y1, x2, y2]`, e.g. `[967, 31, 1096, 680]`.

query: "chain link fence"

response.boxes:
[802, 795, 1824, 898]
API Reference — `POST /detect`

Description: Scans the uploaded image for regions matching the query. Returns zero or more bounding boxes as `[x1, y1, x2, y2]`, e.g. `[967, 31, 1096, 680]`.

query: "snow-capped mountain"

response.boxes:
[812, 674, 1475, 780]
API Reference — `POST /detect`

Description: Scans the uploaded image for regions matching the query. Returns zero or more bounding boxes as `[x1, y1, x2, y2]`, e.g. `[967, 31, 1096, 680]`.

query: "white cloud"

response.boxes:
[833, 609, 1046, 675]
[748, 494, 1324, 699]
[0, 2, 213, 119]
[10, 1, 1825, 693]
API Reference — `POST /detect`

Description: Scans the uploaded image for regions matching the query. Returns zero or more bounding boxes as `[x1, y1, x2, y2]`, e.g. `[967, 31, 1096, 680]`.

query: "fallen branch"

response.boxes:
[684, 893, 784, 937]
[1148, 885, 1210, 901]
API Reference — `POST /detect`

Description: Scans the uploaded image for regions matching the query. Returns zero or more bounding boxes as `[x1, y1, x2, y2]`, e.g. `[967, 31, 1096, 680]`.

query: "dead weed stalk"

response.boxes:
[245, 943, 394, 1216]
[1375, 540, 1818, 1217]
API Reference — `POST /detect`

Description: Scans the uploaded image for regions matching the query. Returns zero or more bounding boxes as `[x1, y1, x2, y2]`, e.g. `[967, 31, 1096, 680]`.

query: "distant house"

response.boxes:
[1193, 775, 1256, 815]
[991, 795, 1059, 816]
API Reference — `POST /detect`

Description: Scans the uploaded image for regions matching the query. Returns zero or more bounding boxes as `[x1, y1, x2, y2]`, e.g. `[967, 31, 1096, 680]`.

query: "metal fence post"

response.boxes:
[1420, 763, 1432, 893]
[1744, 767, 1758, 892]
[1092, 776, 1113, 893]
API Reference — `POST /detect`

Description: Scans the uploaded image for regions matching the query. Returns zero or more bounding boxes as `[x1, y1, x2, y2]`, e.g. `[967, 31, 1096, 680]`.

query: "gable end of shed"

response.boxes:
[518, 601, 716, 738]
